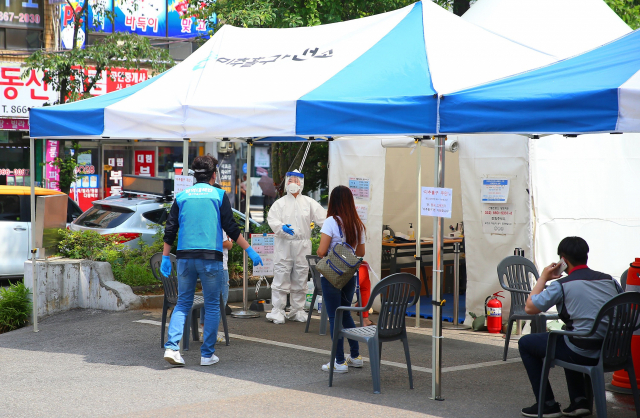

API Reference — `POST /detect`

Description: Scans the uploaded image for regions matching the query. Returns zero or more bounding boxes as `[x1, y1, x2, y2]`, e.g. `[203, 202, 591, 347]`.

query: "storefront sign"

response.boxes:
[0, 118, 28, 130]
[45, 139, 60, 190]
[481, 179, 510, 203]
[218, 154, 235, 206]
[0, 63, 58, 116]
[0, 168, 29, 176]
[0, 0, 44, 29]
[70, 66, 149, 96]
[134, 150, 155, 177]
[482, 203, 515, 235]
[167, 0, 212, 38]
[71, 186, 100, 211]
[421, 187, 453, 218]
[60, 0, 112, 49]
[114, 0, 166, 37]
[104, 150, 126, 196]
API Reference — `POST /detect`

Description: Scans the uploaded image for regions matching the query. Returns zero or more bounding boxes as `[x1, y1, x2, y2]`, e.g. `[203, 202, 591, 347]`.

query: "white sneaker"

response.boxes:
[200, 354, 220, 366]
[164, 349, 185, 366]
[266, 309, 285, 324]
[322, 360, 348, 373]
[217, 333, 226, 343]
[346, 355, 364, 368]
[286, 310, 307, 323]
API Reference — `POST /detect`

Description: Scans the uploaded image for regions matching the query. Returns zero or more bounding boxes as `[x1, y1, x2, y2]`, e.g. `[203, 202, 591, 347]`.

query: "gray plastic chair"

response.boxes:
[305, 255, 330, 335]
[538, 292, 640, 418]
[150, 253, 229, 349]
[329, 272, 421, 394]
[497, 256, 559, 361]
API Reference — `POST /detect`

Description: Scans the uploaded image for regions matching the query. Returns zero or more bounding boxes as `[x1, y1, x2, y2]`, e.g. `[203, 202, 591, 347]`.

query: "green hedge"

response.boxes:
[0, 282, 32, 333]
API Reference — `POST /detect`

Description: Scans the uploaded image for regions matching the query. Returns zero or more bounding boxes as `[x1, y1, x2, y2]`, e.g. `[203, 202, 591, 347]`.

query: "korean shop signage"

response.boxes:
[0, 63, 57, 117]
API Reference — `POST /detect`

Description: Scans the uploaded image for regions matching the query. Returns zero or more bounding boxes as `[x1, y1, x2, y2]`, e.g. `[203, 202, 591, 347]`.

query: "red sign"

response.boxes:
[71, 188, 100, 212]
[0, 118, 28, 130]
[71, 66, 149, 97]
[134, 150, 155, 177]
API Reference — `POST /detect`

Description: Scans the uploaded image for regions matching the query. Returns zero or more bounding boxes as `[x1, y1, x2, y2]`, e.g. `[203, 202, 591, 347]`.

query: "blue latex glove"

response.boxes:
[246, 246, 263, 266]
[160, 255, 172, 277]
[282, 224, 295, 236]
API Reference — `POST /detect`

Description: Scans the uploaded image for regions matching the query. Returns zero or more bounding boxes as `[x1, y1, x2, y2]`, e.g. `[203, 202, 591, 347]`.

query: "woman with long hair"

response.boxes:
[317, 185, 366, 374]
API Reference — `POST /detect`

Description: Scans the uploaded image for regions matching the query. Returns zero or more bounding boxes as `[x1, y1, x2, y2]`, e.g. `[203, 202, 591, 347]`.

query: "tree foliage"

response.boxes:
[606, 0, 640, 29]
[270, 142, 328, 198]
[189, 0, 415, 30]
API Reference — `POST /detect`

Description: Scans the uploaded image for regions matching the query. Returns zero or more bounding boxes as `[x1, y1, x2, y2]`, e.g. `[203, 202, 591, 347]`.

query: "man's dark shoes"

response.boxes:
[562, 399, 591, 417]
[521, 402, 562, 418]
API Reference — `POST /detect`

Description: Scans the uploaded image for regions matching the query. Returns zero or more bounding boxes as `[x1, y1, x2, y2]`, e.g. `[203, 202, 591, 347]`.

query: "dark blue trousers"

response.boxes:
[519, 332, 598, 404]
[321, 276, 360, 363]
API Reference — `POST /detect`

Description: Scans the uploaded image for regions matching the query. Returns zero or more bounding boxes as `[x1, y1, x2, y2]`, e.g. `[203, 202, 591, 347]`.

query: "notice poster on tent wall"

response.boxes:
[421, 187, 453, 218]
[355, 204, 368, 224]
[481, 179, 510, 203]
[174, 175, 194, 194]
[349, 177, 370, 200]
[482, 203, 515, 235]
[251, 234, 275, 276]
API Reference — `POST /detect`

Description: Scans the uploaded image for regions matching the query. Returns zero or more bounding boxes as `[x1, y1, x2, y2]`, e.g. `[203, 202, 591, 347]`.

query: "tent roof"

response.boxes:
[439, 29, 640, 134]
[462, 0, 631, 60]
[30, 1, 554, 140]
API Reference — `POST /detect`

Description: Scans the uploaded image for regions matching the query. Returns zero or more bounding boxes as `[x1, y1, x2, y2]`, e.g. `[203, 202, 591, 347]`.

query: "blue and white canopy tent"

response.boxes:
[29, 0, 639, 399]
[439, 29, 640, 135]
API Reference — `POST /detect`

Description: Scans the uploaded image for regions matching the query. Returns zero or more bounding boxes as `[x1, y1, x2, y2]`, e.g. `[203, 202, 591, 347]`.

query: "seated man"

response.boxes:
[519, 236, 622, 418]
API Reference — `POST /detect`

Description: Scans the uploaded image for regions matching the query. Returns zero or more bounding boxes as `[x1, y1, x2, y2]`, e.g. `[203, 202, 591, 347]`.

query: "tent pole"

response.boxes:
[30, 137, 38, 332]
[431, 135, 446, 401]
[415, 138, 422, 328]
[182, 138, 189, 175]
[232, 140, 259, 318]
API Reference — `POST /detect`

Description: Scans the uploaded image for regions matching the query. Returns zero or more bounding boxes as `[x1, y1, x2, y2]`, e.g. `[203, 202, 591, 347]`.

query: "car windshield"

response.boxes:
[74, 204, 134, 229]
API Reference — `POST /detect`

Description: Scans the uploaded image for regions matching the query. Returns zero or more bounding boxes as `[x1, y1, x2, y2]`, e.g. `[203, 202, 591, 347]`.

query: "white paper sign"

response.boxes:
[482, 203, 515, 235]
[254, 147, 270, 168]
[174, 175, 194, 194]
[251, 234, 275, 276]
[77, 154, 92, 166]
[348, 177, 370, 200]
[355, 204, 368, 223]
[421, 187, 453, 218]
[481, 179, 510, 203]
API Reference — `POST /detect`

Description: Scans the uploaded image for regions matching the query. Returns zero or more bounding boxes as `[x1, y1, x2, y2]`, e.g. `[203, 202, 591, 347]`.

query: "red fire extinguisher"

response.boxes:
[486, 291, 504, 334]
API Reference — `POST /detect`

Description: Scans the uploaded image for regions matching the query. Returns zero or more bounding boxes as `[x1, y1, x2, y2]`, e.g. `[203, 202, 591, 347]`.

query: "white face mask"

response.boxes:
[287, 183, 301, 194]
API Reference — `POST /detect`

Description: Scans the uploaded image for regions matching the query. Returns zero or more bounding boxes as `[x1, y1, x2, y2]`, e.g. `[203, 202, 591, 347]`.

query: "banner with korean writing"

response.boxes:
[167, 0, 212, 38]
[45, 140, 60, 191]
[0, 0, 44, 30]
[218, 153, 235, 206]
[114, 0, 166, 37]
[0, 63, 57, 117]
[104, 149, 126, 196]
[134, 150, 155, 177]
[70, 66, 149, 96]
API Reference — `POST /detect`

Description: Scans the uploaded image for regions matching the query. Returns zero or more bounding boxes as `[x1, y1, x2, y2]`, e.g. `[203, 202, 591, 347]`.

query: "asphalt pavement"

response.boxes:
[0, 307, 637, 418]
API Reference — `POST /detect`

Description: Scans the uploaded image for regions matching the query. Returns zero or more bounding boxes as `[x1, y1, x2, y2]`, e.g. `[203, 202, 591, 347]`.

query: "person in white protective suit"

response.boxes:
[266, 170, 326, 324]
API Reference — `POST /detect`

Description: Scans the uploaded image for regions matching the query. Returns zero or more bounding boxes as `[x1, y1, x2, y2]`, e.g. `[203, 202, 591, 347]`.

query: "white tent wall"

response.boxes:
[383, 146, 463, 240]
[529, 134, 640, 281]
[328, 140, 386, 310]
[457, 135, 532, 325]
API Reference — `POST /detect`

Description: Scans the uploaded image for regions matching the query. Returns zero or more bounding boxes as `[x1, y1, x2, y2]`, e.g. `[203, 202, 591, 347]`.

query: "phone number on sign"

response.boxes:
[0, 12, 40, 24]
[1, 106, 30, 115]
[0, 168, 29, 176]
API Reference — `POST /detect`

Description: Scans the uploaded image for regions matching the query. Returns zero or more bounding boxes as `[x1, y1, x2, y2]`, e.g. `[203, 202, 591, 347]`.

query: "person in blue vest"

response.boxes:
[161, 155, 263, 367]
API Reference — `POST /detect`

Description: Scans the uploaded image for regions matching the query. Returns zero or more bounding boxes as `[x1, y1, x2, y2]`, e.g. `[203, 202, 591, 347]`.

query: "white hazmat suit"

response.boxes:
[266, 171, 326, 324]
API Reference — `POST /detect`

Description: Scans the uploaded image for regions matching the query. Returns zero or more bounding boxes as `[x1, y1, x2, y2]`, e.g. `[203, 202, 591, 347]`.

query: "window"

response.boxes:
[142, 208, 168, 225]
[74, 204, 134, 228]
[5, 28, 42, 50]
[0, 195, 21, 221]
